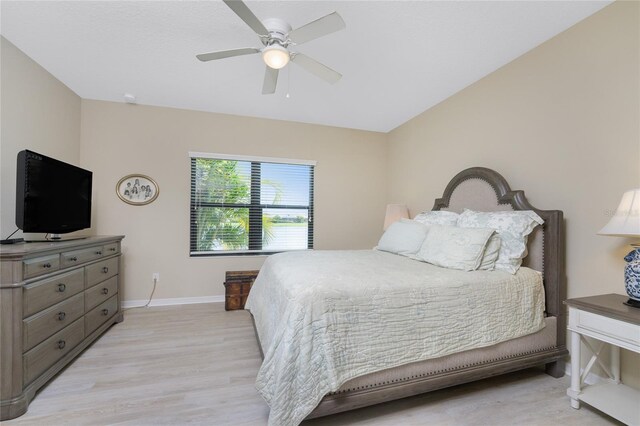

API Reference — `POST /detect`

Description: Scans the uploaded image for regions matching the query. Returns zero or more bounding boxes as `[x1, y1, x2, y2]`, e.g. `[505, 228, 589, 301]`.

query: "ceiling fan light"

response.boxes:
[262, 44, 290, 69]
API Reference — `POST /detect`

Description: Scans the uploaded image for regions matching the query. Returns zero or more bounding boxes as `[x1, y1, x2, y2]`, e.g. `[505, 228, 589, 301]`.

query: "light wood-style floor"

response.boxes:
[6, 303, 619, 425]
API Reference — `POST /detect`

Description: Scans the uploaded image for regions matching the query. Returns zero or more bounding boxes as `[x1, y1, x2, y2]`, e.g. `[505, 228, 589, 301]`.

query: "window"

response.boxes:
[189, 152, 315, 256]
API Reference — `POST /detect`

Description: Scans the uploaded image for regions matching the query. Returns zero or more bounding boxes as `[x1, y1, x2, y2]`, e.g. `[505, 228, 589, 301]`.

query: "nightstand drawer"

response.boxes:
[23, 269, 84, 317]
[23, 293, 85, 351]
[23, 318, 85, 385]
[61, 246, 105, 267]
[85, 257, 119, 288]
[23, 254, 60, 279]
[85, 295, 118, 336]
[85, 276, 118, 311]
[571, 309, 640, 350]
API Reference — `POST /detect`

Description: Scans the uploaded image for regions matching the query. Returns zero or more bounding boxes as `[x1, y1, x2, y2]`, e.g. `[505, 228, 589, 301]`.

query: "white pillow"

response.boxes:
[415, 225, 495, 271]
[478, 234, 501, 270]
[412, 210, 459, 227]
[457, 209, 543, 274]
[376, 219, 429, 256]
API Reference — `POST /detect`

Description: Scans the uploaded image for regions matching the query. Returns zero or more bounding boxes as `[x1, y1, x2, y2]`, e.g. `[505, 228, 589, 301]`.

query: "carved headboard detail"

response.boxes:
[431, 167, 565, 322]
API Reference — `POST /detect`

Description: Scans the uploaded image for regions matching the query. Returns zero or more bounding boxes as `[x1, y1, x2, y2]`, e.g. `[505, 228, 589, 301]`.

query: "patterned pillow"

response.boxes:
[415, 225, 495, 271]
[412, 210, 459, 227]
[376, 219, 429, 256]
[457, 209, 543, 274]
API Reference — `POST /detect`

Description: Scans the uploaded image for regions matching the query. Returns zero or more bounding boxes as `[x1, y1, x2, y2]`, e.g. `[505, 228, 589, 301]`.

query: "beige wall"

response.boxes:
[0, 36, 82, 239]
[387, 1, 639, 386]
[80, 100, 388, 302]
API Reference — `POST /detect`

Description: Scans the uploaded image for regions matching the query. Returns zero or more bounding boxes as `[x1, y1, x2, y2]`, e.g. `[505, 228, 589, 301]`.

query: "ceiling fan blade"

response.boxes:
[196, 47, 260, 62]
[262, 66, 279, 94]
[291, 53, 341, 84]
[223, 0, 269, 37]
[288, 12, 346, 45]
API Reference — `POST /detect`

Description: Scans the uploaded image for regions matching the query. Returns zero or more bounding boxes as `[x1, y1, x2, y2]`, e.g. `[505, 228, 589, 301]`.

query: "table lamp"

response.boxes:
[598, 189, 640, 307]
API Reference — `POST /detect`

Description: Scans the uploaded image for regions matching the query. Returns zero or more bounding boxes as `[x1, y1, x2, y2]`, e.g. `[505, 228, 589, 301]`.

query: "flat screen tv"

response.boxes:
[16, 150, 92, 236]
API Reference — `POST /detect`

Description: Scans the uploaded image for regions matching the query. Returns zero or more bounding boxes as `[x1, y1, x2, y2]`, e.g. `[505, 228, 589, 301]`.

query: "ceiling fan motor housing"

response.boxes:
[262, 18, 292, 46]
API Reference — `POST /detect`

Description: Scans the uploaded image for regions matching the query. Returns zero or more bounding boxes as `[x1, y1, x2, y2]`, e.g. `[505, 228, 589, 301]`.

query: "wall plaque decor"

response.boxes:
[116, 174, 159, 205]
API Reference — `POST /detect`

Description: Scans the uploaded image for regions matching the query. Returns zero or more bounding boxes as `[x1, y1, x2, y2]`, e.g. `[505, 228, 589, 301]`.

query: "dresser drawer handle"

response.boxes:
[57, 311, 66, 321]
[102, 288, 109, 295]
[101, 309, 109, 316]
[57, 340, 66, 350]
[102, 267, 109, 274]
[108, 248, 116, 252]
[57, 283, 66, 292]
[96, 251, 103, 255]
[43, 263, 52, 269]
[69, 256, 78, 262]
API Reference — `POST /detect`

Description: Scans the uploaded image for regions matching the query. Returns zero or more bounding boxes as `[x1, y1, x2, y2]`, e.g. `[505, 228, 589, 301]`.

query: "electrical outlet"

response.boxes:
[152, 273, 160, 282]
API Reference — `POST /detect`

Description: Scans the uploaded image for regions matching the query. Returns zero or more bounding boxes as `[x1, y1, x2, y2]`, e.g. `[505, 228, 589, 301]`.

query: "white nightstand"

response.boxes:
[565, 294, 640, 425]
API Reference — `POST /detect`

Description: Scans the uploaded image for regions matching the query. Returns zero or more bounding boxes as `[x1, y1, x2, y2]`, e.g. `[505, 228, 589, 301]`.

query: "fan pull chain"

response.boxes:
[286, 66, 291, 99]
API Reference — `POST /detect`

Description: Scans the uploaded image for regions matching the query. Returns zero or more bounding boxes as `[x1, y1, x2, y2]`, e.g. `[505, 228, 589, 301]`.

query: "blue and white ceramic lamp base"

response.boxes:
[624, 246, 640, 307]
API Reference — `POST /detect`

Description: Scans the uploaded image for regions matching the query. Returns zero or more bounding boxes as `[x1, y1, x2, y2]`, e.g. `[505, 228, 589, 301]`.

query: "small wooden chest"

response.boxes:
[224, 270, 259, 311]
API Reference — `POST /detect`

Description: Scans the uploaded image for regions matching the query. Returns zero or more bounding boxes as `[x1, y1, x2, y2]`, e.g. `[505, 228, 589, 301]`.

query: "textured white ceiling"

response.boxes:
[1, 1, 611, 132]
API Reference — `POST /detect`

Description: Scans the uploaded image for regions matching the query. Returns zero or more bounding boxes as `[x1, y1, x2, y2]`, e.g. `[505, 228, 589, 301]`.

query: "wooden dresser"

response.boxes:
[0, 235, 125, 420]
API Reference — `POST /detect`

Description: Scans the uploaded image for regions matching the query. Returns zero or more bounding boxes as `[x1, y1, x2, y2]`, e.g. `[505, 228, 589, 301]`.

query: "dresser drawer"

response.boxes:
[23, 318, 85, 385]
[23, 254, 60, 279]
[23, 269, 84, 317]
[85, 257, 119, 288]
[103, 242, 119, 256]
[85, 295, 118, 336]
[60, 245, 105, 268]
[85, 276, 118, 311]
[23, 293, 85, 351]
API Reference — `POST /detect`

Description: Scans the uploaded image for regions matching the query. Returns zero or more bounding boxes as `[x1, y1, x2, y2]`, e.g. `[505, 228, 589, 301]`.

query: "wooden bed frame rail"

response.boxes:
[306, 347, 567, 419]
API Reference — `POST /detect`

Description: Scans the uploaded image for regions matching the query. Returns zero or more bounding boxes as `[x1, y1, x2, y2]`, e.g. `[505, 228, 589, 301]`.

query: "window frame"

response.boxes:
[189, 152, 316, 257]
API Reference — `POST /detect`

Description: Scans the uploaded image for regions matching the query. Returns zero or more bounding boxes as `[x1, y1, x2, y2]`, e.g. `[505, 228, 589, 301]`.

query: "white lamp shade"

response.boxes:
[598, 189, 640, 237]
[262, 45, 290, 69]
[384, 204, 409, 230]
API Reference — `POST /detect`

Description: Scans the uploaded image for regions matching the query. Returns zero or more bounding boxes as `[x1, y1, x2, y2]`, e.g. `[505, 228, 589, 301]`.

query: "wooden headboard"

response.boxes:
[431, 167, 566, 326]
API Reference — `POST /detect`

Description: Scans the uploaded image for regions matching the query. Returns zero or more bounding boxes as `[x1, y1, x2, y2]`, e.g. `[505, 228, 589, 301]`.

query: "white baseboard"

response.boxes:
[122, 295, 224, 309]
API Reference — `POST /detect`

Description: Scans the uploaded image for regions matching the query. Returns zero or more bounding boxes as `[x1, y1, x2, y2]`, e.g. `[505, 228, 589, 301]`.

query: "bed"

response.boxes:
[245, 167, 567, 425]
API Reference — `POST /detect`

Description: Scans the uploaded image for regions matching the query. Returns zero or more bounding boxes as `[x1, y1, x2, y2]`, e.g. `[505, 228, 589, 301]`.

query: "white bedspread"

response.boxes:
[245, 250, 545, 426]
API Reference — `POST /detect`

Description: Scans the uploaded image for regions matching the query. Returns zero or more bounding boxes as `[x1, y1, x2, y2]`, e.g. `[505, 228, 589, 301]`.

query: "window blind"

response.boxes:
[189, 154, 315, 256]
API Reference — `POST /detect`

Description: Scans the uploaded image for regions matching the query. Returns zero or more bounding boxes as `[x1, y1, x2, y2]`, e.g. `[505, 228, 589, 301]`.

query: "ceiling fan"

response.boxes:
[197, 0, 346, 94]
